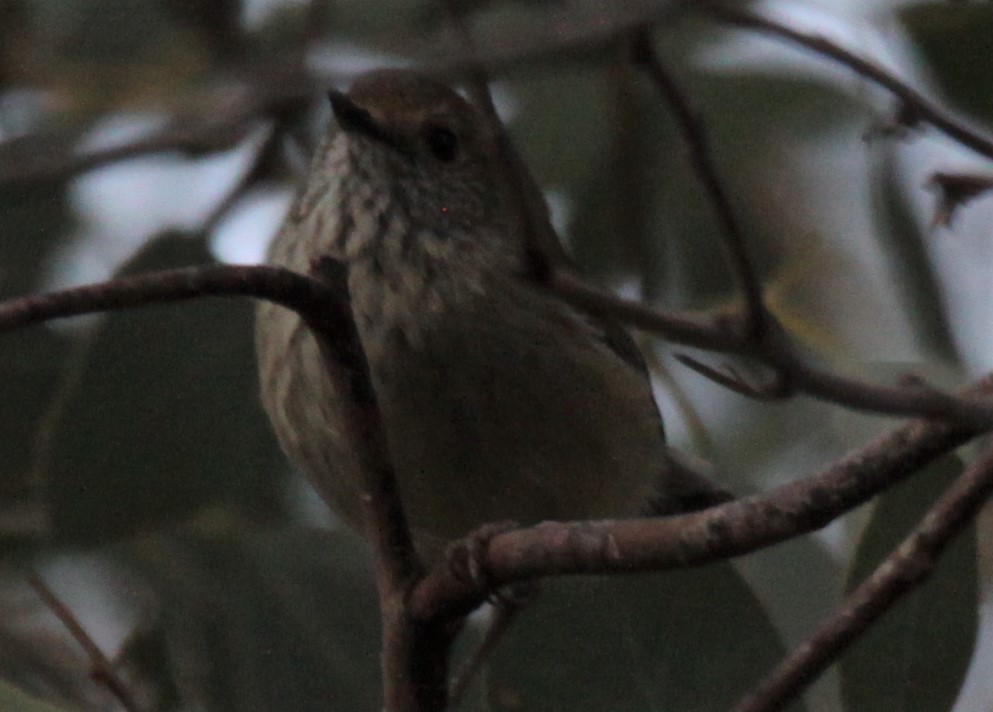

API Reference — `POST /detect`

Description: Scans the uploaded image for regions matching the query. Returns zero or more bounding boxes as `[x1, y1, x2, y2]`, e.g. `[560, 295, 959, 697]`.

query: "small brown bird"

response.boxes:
[256, 69, 728, 562]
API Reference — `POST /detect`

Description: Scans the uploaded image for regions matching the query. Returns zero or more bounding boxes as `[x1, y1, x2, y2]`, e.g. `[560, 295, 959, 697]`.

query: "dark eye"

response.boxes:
[424, 124, 459, 162]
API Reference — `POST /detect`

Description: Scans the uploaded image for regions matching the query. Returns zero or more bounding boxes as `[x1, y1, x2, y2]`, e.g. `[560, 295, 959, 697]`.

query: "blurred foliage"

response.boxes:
[899, 2, 993, 127]
[0, 0, 987, 710]
[123, 525, 383, 712]
[0, 679, 70, 712]
[841, 456, 977, 712]
[488, 565, 805, 712]
[870, 147, 959, 362]
[40, 233, 287, 544]
[11, 0, 208, 117]
[0, 185, 73, 541]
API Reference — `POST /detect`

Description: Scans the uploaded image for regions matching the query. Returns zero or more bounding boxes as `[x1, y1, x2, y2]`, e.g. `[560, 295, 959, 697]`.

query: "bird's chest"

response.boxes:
[356, 277, 533, 430]
[347, 277, 657, 545]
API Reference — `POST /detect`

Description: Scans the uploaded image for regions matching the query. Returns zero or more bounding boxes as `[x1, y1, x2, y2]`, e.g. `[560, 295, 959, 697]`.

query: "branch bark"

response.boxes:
[0, 264, 438, 711]
[693, 1, 993, 163]
[732, 443, 993, 712]
[410, 374, 993, 620]
[632, 31, 767, 339]
[29, 573, 141, 712]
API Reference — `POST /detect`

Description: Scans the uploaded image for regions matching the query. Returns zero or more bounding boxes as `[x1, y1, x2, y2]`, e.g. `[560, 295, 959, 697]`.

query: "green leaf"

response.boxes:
[126, 524, 381, 712]
[0, 183, 74, 298]
[487, 564, 805, 712]
[565, 60, 686, 288]
[0, 183, 78, 550]
[899, 3, 993, 126]
[0, 331, 70, 548]
[840, 455, 977, 712]
[42, 232, 287, 544]
[0, 679, 70, 712]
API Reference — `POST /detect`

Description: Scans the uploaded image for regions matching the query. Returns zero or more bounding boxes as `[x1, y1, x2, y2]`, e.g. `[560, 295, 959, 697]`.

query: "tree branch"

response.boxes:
[409, 373, 993, 621]
[631, 31, 768, 339]
[1, 240, 988, 711]
[732, 443, 993, 712]
[693, 1, 993, 162]
[548, 271, 993, 427]
[0, 265, 334, 332]
[28, 572, 141, 712]
[0, 264, 425, 710]
[305, 259, 431, 712]
[0, 65, 319, 189]
[928, 170, 993, 228]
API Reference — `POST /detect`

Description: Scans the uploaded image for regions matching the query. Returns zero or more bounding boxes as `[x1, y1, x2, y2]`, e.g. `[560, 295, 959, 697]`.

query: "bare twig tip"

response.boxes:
[927, 171, 993, 228]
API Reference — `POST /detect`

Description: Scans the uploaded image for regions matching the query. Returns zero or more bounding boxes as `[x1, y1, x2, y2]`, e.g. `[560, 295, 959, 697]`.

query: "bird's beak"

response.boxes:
[328, 90, 393, 147]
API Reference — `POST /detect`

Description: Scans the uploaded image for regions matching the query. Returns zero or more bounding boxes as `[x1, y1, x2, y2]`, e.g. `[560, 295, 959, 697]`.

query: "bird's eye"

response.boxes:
[424, 124, 459, 162]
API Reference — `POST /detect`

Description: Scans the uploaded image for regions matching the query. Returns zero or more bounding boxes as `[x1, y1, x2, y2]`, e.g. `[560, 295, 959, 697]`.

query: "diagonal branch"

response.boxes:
[693, 1, 993, 162]
[675, 353, 792, 400]
[732, 443, 993, 712]
[437, 0, 571, 271]
[2, 260, 991, 709]
[305, 257, 419, 592]
[28, 573, 142, 712]
[0, 65, 319, 189]
[632, 31, 768, 339]
[0, 264, 422, 709]
[409, 372, 993, 620]
[549, 272, 993, 427]
[305, 259, 432, 712]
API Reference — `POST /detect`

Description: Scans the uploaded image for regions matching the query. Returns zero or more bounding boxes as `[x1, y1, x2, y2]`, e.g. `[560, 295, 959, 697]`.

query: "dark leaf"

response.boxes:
[840, 455, 977, 712]
[899, 3, 993, 126]
[0, 679, 70, 712]
[126, 525, 381, 712]
[487, 564, 805, 712]
[43, 232, 287, 544]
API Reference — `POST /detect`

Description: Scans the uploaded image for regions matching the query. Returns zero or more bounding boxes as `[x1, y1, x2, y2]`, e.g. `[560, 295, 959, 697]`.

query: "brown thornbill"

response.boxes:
[256, 69, 729, 563]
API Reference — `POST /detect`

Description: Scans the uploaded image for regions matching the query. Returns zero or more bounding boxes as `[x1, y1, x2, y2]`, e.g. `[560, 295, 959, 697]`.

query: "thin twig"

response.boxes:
[418, 1, 992, 167]
[305, 257, 419, 588]
[28, 573, 142, 712]
[449, 600, 527, 704]
[675, 353, 791, 399]
[201, 123, 284, 235]
[0, 262, 427, 710]
[780, 353, 993, 427]
[549, 272, 993, 427]
[641, 342, 719, 456]
[632, 31, 767, 338]
[732, 443, 993, 712]
[409, 372, 993, 620]
[0, 265, 337, 333]
[928, 170, 993, 228]
[693, 1, 993, 162]
[0, 65, 319, 189]
[0, 111, 253, 188]
[550, 271, 747, 350]
[0, 263, 417, 583]
[438, 0, 571, 269]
